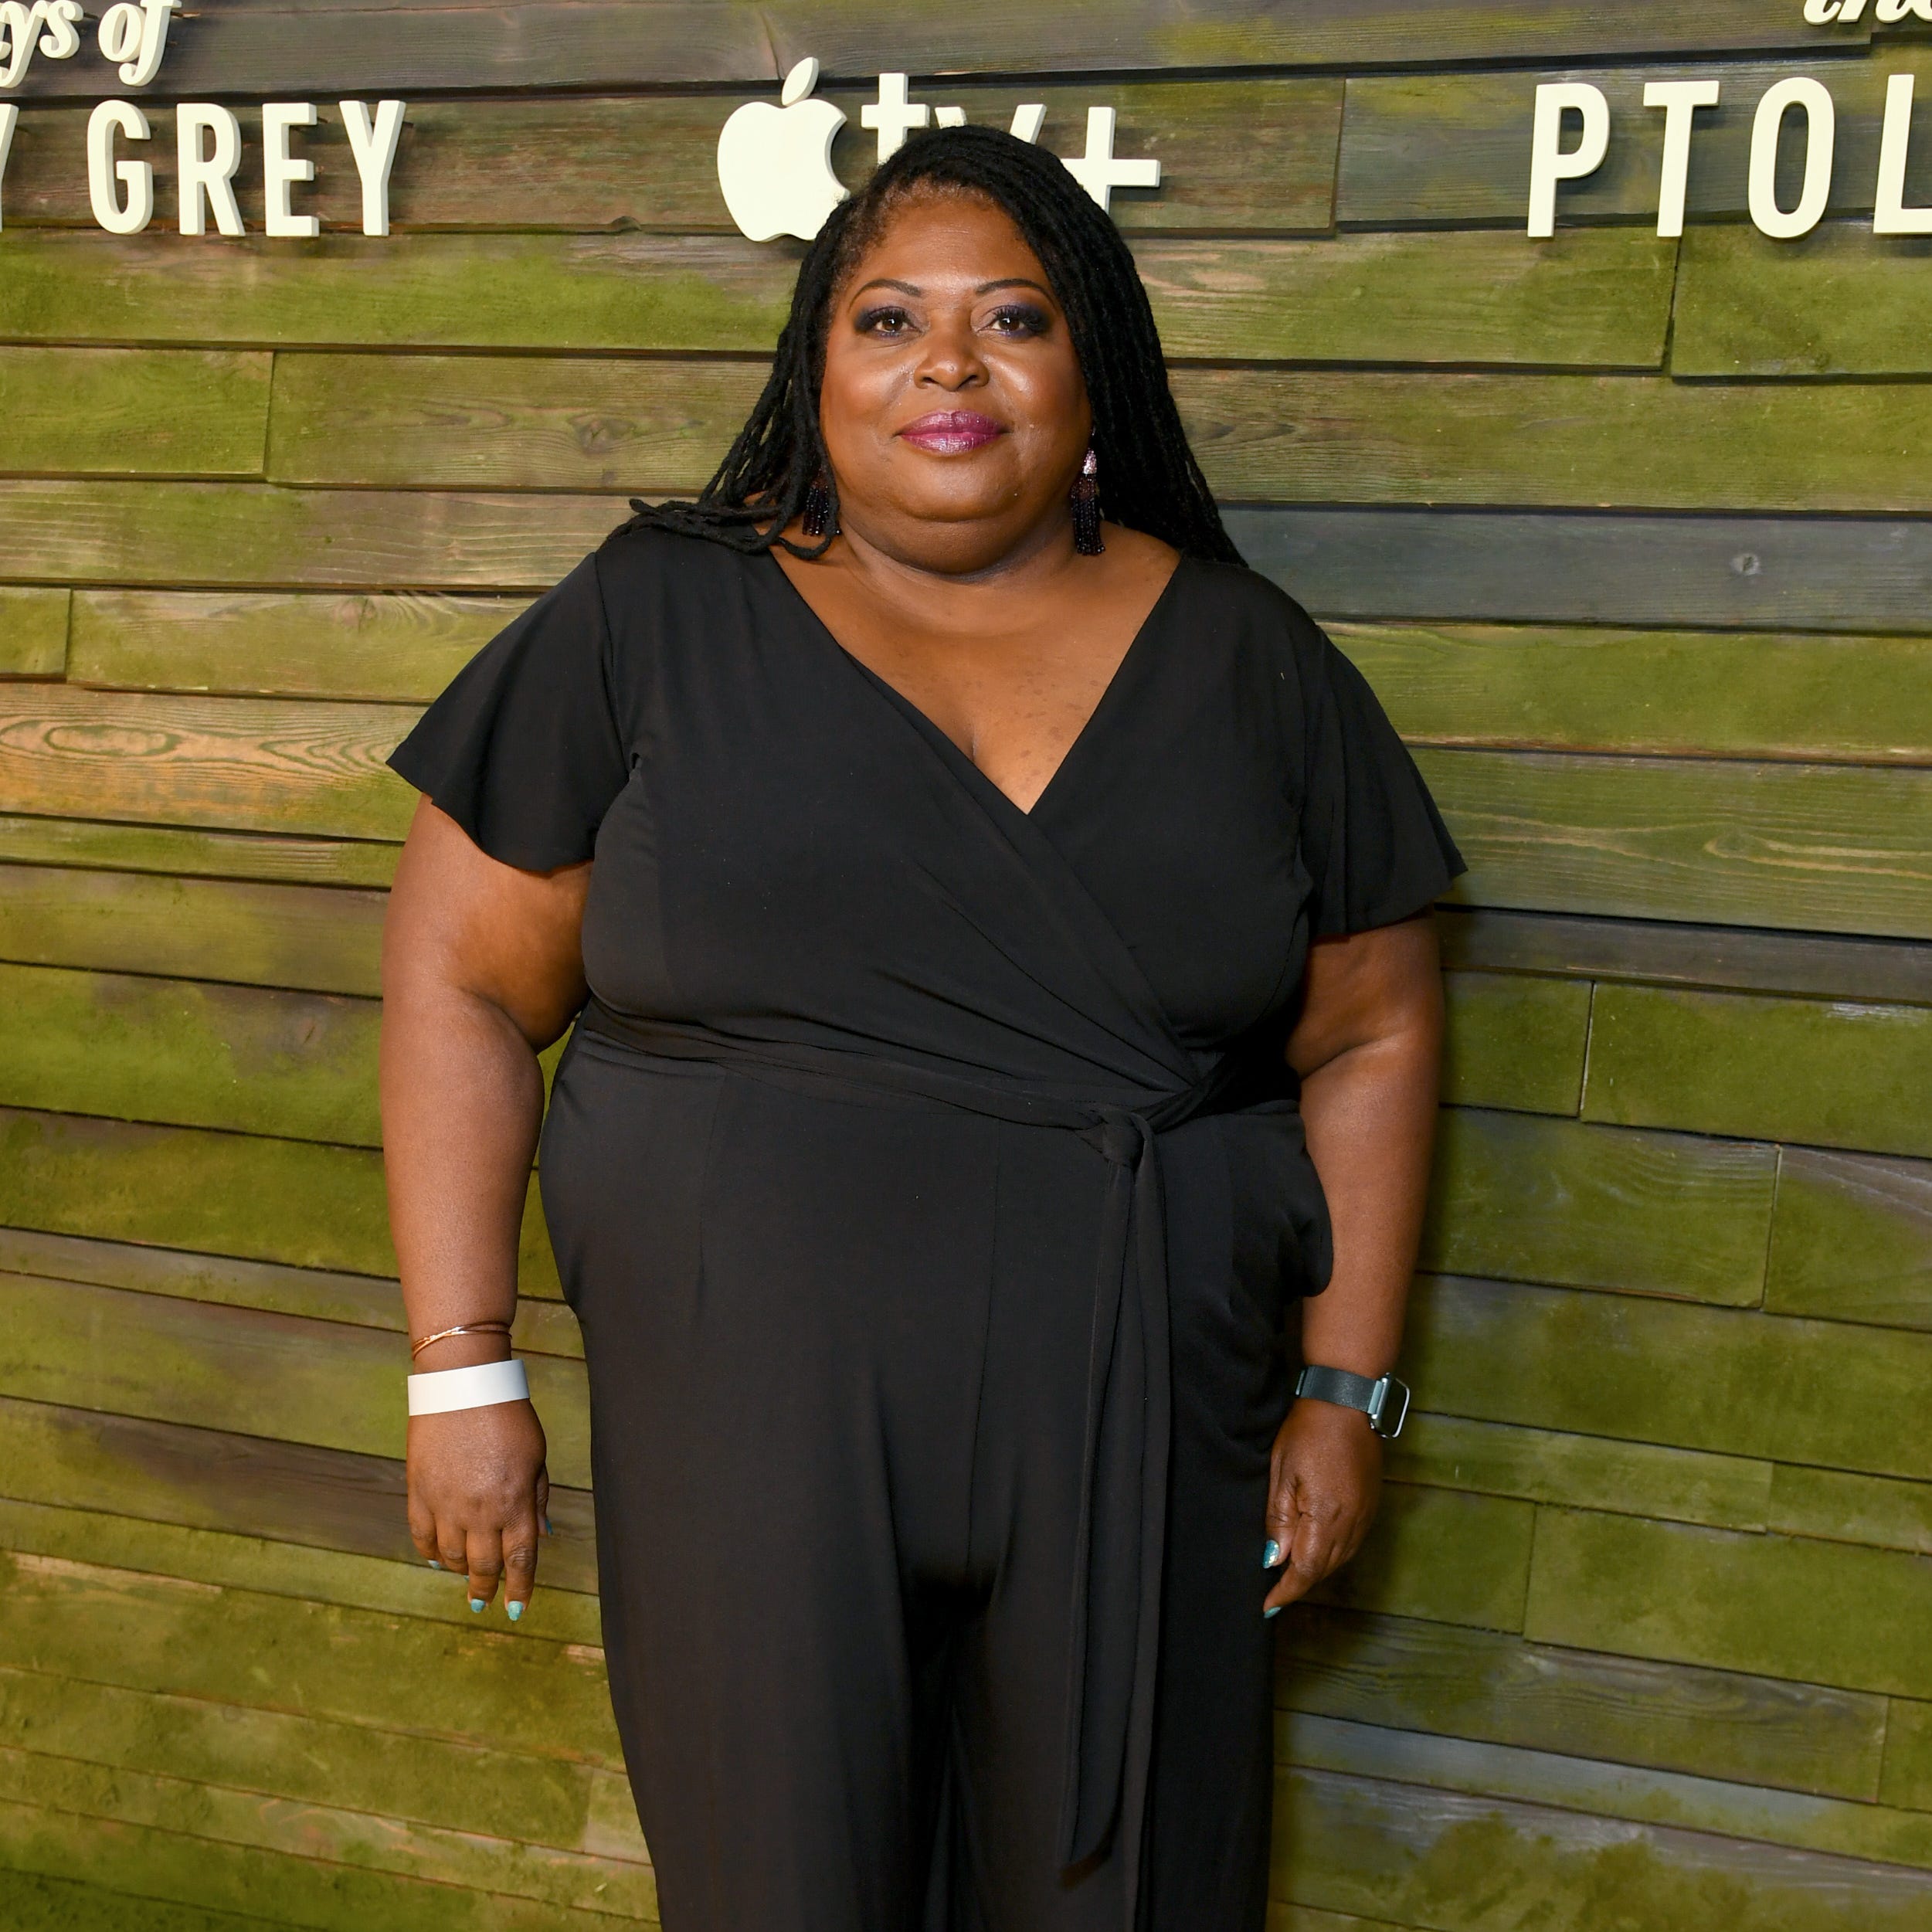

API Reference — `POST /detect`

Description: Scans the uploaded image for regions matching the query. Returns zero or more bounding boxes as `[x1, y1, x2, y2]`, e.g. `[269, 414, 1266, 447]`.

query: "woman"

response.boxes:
[382, 124, 1459, 1932]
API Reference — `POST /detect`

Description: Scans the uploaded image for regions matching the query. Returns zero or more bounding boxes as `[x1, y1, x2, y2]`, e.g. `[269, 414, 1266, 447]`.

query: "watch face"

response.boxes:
[1370, 1377, 1411, 1440]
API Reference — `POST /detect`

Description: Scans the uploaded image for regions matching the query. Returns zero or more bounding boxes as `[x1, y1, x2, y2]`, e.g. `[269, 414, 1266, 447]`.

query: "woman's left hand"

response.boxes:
[1261, 1397, 1384, 1615]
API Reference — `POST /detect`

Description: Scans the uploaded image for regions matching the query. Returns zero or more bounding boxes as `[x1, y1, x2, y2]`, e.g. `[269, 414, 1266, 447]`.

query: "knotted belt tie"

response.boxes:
[576, 1000, 1250, 1922]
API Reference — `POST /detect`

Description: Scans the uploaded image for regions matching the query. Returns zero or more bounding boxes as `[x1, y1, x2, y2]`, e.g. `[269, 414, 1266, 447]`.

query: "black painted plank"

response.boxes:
[1227, 508, 1932, 633]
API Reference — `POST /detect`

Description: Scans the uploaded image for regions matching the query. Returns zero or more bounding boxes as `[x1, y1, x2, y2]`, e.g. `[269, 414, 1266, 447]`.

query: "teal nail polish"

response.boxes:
[542, 1516, 553, 1535]
[1264, 1605, 1282, 1619]
[426, 1559, 441, 1570]
[507, 1601, 523, 1622]
[1262, 1540, 1282, 1569]
[470, 1598, 486, 1614]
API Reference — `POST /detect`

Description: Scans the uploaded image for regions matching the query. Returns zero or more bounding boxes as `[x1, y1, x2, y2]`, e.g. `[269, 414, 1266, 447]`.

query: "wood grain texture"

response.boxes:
[0, 349, 269, 479]
[1284, 1711, 1932, 1875]
[0, 688, 420, 840]
[1440, 971, 1588, 1115]
[1338, 52, 1932, 229]
[1440, 908, 1932, 1008]
[1276, 1605, 1885, 1801]
[0, 963, 383, 1146]
[1337, 623, 1932, 764]
[1422, 1108, 1778, 1306]
[1420, 749, 1932, 940]
[1676, 221, 1932, 378]
[0, 1867, 287, 1932]
[1524, 1509, 1932, 1700]
[1232, 508, 1932, 633]
[1585, 986, 1932, 1160]
[0, 589, 69, 679]
[1881, 1700, 1932, 1814]
[70, 589, 521, 703]
[1407, 1274, 1932, 1482]
[1389, 1411, 1769, 1530]
[0, 81, 1342, 234]
[1273, 1762, 1932, 1932]
[1767, 1148, 1932, 1331]
[0, 821, 396, 888]
[1769, 1465, 1932, 1558]
[0, 865, 386, 993]
[0, 1270, 592, 1487]
[0, 1392, 598, 1593]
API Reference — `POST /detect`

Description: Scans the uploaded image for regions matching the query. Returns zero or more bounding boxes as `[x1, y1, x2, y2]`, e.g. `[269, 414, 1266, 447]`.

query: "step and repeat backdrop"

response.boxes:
[1, 2, 1930, 1927]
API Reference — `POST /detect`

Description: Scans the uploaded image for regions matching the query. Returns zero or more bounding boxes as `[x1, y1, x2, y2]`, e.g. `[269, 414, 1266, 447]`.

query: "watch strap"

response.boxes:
[1294, 1363, 1411, 1439]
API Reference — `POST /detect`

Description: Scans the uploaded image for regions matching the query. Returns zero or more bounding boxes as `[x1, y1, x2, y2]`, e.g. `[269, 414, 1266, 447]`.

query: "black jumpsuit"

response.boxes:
[388, 525, 1462, 1932]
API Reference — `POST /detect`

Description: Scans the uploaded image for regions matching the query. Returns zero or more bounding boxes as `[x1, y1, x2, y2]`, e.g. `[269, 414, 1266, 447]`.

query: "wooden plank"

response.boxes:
[1388, 1411, 1769, 1531]
[0, 866, 386, 993]
[1422, 1109, 1778, 1306]
[1408, 1274, 1932, 1482]
[0, 1272, 591, 1485]
[1231, 507, 1932, 635]
[0, 349, 269, 478]
[0, 1227, 581, 1357]
[0, 688, 420, 840]
[1882, 1700, 1932, 1813]
[0, 823, 395, 888]
[1338, 53, 1930, 229]
[0, 590, 68, 679]
[0, 1741, 658, 1920]
[1179, 369, 1932, 512]
[1440, 972, 1587, 1116]
[0, 1487, 600, 1642]
[2, 81, 1343, 236]
[1770, 1465, 1932, 1558]
[1273, 1763, 1932, 1932]
[0, 1791, 637, 1932]
[1439, 908, 1932, 1009]
[0, 1392, 599, 1594]
[1768, 1148, 1932, 1332]
[1420, 749, 1932, 942]
[1676, 220, 1932, 378]
[0, 1665, 623, 1866]
[1337, 622, 1932, 765]
[1524, 1509, 1932, 1701]
[0, 963, 383, 1147]
[1304, 1484, 1533, 1635]
[1585, 986, 1932, 1160]
[0, 1545, 622, 1762]
[1284, 1712, 1932, 1875]
[0, 482, 620, 590]
[1276, 1605, 1885, 1801]
[70, 590, 521, 703]
[0, 1867, 285, 1932]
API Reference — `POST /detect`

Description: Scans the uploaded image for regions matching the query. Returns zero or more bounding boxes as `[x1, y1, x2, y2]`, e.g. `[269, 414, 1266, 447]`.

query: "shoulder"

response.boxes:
[1171, 553, 1334, 703]
[589, 518, 762, 609]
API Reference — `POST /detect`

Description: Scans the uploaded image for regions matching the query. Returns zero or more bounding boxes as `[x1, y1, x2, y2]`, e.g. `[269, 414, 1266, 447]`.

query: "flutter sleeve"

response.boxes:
[1298, 624, 1466, 937]
[385, 553, 630, 871]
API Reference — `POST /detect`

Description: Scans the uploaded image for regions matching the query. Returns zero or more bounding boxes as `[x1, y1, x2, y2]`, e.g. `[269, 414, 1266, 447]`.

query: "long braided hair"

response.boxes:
[620, 121, 1243, 565]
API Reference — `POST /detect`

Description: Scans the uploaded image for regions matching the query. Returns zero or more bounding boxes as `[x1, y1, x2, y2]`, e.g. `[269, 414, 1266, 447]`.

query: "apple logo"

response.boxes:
[718, 57, 849, 243]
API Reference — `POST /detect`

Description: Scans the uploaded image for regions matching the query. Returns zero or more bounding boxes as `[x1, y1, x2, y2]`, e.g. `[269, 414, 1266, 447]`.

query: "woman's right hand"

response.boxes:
[407, 1400, 550, 1620]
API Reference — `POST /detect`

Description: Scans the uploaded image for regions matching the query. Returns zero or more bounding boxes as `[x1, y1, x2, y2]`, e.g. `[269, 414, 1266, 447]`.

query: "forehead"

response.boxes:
[834, 188, 1054, 300]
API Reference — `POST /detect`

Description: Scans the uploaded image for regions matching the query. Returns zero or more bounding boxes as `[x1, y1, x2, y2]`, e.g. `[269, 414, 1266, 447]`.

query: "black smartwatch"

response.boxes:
[1293, 1364, 1411, 1440]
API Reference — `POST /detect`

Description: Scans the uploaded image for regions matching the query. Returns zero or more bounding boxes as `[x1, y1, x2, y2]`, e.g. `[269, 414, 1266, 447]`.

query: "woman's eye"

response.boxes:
[986, 304, 1050, 337]
[856, 305, 914, 335]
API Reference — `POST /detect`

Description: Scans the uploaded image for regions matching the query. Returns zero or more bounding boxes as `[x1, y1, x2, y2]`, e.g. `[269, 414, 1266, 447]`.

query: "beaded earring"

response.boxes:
[1071, 442, 1104, 555]
[801, 471, 837, 539]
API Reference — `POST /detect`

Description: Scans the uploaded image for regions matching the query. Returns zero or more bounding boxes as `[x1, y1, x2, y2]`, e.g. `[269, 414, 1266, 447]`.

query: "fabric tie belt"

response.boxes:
[576, 998, 1250, 1925]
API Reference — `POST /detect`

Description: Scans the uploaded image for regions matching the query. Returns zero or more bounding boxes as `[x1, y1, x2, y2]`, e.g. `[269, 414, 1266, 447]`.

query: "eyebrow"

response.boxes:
[849, 277, 1054, 300]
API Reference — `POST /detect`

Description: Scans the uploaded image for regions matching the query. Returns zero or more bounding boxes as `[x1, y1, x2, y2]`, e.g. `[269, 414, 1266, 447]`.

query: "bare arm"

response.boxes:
[380, 797, 591, 1618]
[1262, 912, 1445, 1614]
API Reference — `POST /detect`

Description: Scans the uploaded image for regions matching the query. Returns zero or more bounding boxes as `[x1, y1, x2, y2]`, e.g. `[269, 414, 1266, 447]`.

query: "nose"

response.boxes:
[914, 311, 988, 390]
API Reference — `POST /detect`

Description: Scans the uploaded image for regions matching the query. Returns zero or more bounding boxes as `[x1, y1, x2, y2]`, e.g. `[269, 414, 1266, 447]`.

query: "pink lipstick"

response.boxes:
[897, 410, 1004, 453]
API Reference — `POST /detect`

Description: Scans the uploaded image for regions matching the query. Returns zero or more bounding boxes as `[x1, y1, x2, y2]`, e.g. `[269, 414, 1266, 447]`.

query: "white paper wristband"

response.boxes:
[407, 1356, 530, 1416]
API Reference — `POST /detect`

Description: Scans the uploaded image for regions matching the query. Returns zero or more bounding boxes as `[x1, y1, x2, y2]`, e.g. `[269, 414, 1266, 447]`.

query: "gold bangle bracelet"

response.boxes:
[409, 1319, 514, 1361]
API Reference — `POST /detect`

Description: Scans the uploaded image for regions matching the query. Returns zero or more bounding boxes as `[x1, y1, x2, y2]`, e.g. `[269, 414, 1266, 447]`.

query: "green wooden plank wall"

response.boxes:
[2, 11, 1930, 1928]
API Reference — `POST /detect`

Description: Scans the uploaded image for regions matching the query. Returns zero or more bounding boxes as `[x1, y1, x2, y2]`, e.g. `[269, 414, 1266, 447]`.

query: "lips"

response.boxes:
[897, 410, 1005, 453]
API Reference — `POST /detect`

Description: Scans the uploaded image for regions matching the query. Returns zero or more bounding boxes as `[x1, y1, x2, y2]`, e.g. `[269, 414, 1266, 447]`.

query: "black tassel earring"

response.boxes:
[801, 470, 836, 539]
[1071, 442, 1104, 555]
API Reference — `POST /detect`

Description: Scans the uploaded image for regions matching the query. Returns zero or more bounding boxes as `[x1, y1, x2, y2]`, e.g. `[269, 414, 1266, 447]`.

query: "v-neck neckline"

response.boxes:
[766, 546, 1190, 824]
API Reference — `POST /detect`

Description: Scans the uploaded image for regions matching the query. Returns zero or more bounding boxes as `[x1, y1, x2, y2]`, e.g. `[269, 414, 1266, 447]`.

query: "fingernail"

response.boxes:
[427, 1559, 441, 1570]
[507, 1601, 523, 1622]
[1264, 1605, 1282, 1619]
[1262, 1540, 1282, 1569]
[470, 1598, 486, 1614]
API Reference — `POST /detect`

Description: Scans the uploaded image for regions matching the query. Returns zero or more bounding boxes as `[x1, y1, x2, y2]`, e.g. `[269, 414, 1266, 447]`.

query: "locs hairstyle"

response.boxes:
[620, 122, 1244, 565]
